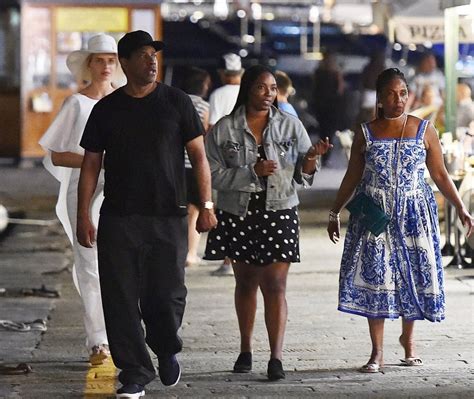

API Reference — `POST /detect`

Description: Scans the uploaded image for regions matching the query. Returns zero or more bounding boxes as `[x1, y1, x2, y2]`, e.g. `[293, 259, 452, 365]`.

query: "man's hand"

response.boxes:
[77, 216, 96, 248]
[196, 208, 218, 233]
[254, 160, 277, 177]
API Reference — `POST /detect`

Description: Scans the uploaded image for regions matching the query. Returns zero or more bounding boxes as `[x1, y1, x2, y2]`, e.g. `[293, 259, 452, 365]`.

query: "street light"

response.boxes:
[237, 9, 248, 48]
[213, 0, 228, 19]
[252, 2, 262, 54]
[309, 5, 320, 54]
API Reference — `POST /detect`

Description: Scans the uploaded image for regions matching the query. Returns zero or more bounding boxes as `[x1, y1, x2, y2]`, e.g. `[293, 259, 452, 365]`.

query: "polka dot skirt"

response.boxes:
[204, 192, 300, 266]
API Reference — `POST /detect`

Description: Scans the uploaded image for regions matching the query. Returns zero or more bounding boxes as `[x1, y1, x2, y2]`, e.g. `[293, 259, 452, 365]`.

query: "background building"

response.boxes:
[0, 0, 162, 161]
[1, 0, 473, 162]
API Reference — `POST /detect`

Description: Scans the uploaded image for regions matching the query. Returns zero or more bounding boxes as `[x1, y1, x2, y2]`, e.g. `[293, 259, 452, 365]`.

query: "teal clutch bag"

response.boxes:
[346, 116, 406, 237]
[346, 192, 390, 236]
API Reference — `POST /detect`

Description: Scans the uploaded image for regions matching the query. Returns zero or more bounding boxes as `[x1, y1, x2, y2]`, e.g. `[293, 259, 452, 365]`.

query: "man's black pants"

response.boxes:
[97, 213, 187, 386]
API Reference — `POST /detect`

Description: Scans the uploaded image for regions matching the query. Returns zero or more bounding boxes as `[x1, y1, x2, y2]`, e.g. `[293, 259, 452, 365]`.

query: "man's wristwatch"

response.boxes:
[202, 201, 214, 210]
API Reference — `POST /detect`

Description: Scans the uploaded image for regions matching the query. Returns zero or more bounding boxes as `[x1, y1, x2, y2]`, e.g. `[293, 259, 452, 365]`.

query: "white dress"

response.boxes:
[39, 93, 107, 350]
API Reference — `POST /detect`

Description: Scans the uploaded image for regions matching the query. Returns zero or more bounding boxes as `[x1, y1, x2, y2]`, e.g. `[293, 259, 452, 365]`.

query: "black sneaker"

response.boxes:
[233, 352, 252, 373]
[158, 354, 181, 387]
[267, 358, 285, 381]
[116, 383, 145, 398]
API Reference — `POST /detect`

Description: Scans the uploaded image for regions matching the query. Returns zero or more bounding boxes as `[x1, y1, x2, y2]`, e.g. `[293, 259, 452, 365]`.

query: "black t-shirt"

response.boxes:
[80, 83, 204, 216]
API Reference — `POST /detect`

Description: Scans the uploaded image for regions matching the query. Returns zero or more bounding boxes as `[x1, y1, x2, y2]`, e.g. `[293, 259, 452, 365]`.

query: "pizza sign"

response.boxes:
[394, 17, 473, 44]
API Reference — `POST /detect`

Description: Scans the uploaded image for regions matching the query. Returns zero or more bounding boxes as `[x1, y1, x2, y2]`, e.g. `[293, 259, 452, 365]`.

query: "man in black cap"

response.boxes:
[77, 30, 217, 398]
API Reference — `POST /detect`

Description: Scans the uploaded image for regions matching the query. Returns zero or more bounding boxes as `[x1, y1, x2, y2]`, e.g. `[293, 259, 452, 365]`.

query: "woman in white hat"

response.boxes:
[39, 33, 125, 365]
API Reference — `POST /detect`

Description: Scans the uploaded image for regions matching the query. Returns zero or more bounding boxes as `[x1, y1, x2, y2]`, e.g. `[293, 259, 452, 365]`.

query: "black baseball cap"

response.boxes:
[118, 30, 164, 59]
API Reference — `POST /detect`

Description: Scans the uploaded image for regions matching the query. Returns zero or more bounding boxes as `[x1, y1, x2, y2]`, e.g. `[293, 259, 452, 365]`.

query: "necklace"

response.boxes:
[384, 112, 406, 121]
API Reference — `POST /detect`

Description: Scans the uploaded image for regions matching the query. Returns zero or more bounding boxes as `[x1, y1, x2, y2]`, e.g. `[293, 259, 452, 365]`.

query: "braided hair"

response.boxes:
[375, 68, 408, 119]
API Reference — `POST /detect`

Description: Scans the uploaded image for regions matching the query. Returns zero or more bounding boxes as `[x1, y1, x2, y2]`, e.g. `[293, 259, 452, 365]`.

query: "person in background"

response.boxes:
[39, 33, 125, 366]
[208, 53, 243, 129]
[312, 51, 345, 162]
[456, 82, 474, 128]
[180, 67, 212, 267]
[410, 84, 444, 130]
[357, 50, 386, 124]
[77, 30, 217, 398]
[208, 53, 244, 276]
[275, 70, 298, 118]
[327, 68, 473, 374]
[411, 84, 437, 111]
[205, 65, 332, 381]
[407, 52, 444, 111]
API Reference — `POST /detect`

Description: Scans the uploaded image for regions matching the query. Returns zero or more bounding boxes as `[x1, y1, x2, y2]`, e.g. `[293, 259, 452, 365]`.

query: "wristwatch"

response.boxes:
[202, 201, 214, 210]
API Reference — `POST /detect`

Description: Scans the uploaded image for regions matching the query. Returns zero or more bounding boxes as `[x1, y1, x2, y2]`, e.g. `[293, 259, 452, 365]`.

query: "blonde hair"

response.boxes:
[457, 82, 472, 101]
[275, 70, 294, 96]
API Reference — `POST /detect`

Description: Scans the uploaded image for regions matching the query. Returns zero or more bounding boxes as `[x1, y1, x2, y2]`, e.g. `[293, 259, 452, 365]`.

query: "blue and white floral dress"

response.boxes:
[339, 119, 445, 322]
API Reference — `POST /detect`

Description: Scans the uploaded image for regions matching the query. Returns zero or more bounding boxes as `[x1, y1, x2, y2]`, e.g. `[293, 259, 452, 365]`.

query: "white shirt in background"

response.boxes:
[409, 70, 445, 106]
[208, 84, 240, 125]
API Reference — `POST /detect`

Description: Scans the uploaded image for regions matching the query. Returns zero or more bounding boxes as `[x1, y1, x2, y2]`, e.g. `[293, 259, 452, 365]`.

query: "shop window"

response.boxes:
[56, 32, 91, 89]
[54, 7, 128, 89]
[23, 7, 51, 90]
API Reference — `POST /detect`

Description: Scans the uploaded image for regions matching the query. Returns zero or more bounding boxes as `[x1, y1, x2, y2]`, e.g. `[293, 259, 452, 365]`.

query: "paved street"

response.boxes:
[0, 163, 473, 398]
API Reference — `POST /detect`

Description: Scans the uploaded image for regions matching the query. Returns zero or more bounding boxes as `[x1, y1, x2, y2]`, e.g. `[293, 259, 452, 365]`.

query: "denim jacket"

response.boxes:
[205, 105, 318, 217]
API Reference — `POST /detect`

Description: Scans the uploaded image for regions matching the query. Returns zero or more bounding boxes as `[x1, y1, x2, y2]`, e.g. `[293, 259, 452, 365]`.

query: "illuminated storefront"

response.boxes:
[0, 0, 162, 160]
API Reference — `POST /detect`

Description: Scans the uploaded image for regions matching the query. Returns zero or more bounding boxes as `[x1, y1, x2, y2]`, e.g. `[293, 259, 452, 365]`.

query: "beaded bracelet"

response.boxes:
[329, 210, 340, 222]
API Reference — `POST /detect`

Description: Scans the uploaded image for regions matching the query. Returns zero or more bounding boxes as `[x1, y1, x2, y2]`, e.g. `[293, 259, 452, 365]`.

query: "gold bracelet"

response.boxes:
[305, 155, 318, 161]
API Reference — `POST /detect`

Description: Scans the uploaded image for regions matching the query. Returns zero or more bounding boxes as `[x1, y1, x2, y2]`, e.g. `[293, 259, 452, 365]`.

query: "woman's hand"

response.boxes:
[327, 211, 341, 243]
[457, 206, 474, 238]
[254, 160, 277, 176]
[306, 137, 333, 158]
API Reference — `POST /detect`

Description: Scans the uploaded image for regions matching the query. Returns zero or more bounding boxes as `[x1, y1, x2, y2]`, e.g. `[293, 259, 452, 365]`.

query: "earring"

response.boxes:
[377, 103, 383, 108]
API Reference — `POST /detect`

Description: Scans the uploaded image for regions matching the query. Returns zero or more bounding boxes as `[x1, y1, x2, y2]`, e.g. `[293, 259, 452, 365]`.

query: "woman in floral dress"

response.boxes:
[327, 68, 474, 373]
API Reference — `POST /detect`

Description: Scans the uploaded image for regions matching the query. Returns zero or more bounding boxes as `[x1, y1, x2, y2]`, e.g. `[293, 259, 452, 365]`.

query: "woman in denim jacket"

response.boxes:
[205, 65, 331, 380]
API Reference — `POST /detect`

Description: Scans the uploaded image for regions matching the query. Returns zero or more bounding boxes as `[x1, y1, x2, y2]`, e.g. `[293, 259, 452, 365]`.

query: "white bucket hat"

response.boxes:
[66, 33, 126, 87]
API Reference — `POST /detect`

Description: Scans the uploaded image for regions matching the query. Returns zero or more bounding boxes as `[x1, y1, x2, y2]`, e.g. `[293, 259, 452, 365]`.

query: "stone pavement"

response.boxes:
[0, 164, 473, 398]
